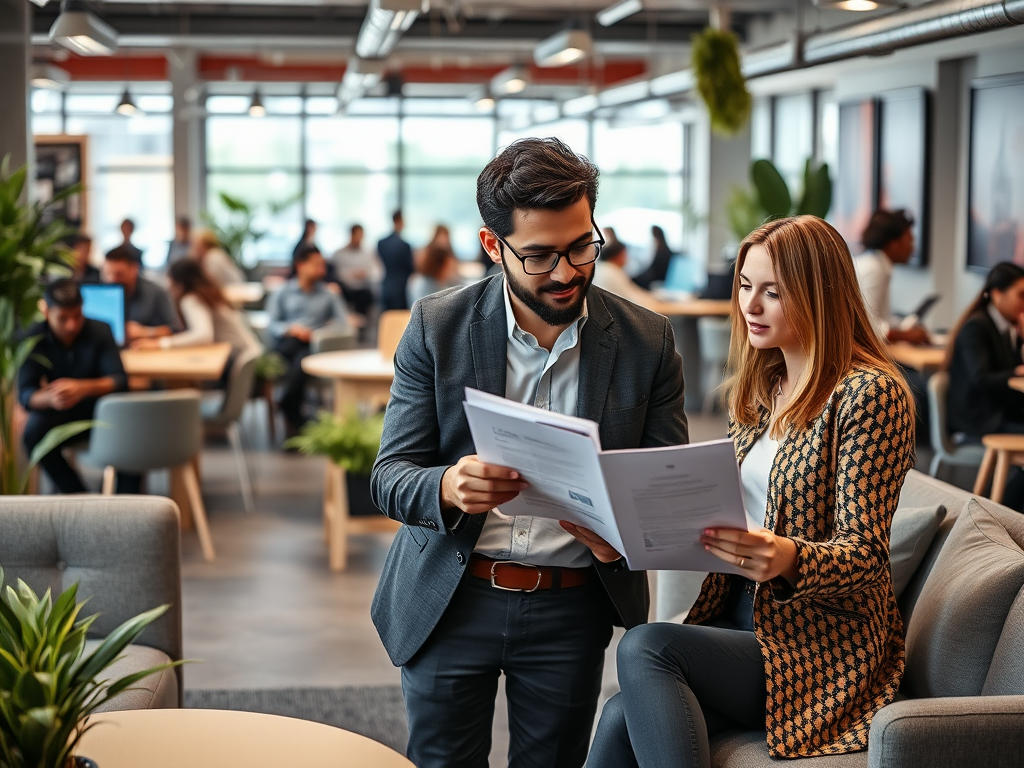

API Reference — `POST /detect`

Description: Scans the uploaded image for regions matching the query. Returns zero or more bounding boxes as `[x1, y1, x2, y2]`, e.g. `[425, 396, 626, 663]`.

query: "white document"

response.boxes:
[463, 388, 748, 573]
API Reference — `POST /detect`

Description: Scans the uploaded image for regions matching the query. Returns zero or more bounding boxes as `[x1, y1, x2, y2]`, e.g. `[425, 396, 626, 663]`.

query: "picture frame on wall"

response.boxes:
[834, 98, 877, 256]
[967, 73, 1024, 271]
[878, 87, 929, 267]
[33, 134, 88, 233]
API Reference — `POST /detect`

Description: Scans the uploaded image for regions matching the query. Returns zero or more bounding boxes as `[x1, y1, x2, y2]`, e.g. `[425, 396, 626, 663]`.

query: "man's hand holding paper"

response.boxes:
[440, 454, 529, 515]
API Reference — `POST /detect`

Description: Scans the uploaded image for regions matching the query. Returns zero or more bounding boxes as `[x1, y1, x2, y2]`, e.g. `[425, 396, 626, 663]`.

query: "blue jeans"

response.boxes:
[401, 573, 615, 768]
[587, 623, 766, 768]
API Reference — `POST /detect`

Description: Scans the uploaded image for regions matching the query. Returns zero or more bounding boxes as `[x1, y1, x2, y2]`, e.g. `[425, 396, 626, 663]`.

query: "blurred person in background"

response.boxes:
[69, 233, 100, 283]
[293, 218, 318, 260]
[593, 240, 654, 309]
[378, 210, 414, 311]
[333, 223, 383, 324]
[167, 216, 192, 266]
[407, 244, 461, 306]
[102, 246, 181, 342]
[633, 225, 674, 290]
[192, 228, 245, 287]
[106, 218, 143, 263]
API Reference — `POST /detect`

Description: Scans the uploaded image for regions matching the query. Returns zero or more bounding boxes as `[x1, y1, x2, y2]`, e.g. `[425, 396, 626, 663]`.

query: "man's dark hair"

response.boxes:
[600, 241, 627, 262]
[476, 138, 599, 238]
[105, 244, 141, 264]
[351, 224, 363, 236]
[121, 218, 135, 230]
[862, 209, 914, 250]
[177, 215, 191, 229]
[71, 232, 92, 247]
[294, 243, 322, 265]
[392, 210, 403, 224]
[45, 278, 83, 309]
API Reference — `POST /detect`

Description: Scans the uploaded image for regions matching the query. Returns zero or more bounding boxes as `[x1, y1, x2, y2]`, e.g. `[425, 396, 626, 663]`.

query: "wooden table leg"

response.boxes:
[974, 447, 997, 497]
[171, 464, 195, 530]
[327, 461, 349, 572]
[992, 450, 1011, 505]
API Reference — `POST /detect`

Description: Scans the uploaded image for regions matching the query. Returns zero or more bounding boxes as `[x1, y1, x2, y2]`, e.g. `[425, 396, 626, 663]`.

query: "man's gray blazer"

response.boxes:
[370, 274, 689, 667]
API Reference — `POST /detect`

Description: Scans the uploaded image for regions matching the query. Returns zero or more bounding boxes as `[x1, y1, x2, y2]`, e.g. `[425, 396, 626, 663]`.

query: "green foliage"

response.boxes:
[283, 410, 384, 476]
[201, 191, 299, 269]
[0, 568, 182, 768]
[691, 28, 752, 136]
[254, 352, 287, 383]
[726, 157, 833, 242]
[0, 155, 80, 495]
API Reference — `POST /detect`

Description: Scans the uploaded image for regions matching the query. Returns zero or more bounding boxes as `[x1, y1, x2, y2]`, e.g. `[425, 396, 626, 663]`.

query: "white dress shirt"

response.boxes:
[472, 284, 593, 568]
[853, 249, 894, 339]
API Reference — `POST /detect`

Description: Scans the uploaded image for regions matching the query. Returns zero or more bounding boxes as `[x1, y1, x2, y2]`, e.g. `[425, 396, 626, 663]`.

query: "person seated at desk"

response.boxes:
[131, 258, 262, 386]
[69, 233, 100, 283]
[18, 279, 138, 494]
[333, 223, 383, 323]
[192, 228, 245, 287]
[266, 244, 350, 437]
[102, 245, 181, 343]
[632, 225, 674, 290]
[586, 216, 915, 768]
[593, 240, 655, 309]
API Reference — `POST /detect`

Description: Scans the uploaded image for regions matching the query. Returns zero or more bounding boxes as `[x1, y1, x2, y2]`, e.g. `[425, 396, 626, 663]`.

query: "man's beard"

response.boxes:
[501, 255, 594, 327]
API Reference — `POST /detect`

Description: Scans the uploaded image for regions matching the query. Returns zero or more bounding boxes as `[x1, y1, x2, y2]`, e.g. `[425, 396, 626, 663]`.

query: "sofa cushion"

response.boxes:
[710, 730, 868, 768]
[982, 586, 1024, 695]
[903, 499, 1024, 698]
[889, 504, 946, 598]
[84, 641, 179, 711]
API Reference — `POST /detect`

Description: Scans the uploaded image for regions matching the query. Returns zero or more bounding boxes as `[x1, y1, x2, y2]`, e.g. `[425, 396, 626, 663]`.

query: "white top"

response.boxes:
[160, 293, 263, 357]
[333, 245, 384, 290]
[740, 429, 780, 531]
[853, 249, 894, 339]
[593, 260, 654, 309]
[202, 248, 246, 287]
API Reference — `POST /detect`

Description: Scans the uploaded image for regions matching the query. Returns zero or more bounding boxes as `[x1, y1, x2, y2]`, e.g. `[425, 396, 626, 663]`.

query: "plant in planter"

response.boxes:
[0, 569, 181, 768]
[726, 157, 833, 243]
[283, 409, 385, 515]
[0, 155, 91, 495]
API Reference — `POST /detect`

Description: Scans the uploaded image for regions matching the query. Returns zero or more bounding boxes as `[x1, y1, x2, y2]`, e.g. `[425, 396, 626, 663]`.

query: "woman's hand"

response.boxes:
[131, 337, 162, 350]
[559, 522, 623, 563]
[700, 527, 799, 584]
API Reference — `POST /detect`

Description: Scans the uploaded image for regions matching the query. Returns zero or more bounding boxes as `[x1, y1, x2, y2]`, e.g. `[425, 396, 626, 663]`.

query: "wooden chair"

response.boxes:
[973, 433, 1024, 504]
[378, 309, 411, 361]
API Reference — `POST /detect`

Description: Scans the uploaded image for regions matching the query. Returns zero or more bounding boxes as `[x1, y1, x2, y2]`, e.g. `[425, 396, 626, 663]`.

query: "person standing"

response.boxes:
[18, 279, 132, 493]
[107, 218, 143, 264]
[292, 219, 318, 260]
[102, 245, 181, 342]
[377, 210, 414, 311]
[266, 244, 350, 436]
[332, 223, 383, 322]
[167, 216, 192, 266]
[370, 138, 688, 768]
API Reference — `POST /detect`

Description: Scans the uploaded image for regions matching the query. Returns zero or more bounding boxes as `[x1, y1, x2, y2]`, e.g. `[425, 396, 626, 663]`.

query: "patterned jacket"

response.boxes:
[686, 367, 914, 758]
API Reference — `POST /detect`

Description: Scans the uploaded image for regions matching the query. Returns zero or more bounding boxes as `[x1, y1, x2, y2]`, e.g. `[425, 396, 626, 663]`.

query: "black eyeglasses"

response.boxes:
[491, 217, 605, 275]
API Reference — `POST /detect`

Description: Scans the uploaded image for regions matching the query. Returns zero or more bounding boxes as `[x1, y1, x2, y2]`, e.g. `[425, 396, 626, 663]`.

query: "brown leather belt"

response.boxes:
[467, 554, 590, 592]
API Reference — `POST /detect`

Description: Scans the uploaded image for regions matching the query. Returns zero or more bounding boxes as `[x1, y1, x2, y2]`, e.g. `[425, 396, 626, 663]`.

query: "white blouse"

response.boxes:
[740, 429, 780, 531]
[159, 294, 262, 358]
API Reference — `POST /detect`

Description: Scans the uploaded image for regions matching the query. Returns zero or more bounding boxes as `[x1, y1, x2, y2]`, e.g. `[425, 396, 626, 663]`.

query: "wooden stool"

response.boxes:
[973, 434, 1024, 504]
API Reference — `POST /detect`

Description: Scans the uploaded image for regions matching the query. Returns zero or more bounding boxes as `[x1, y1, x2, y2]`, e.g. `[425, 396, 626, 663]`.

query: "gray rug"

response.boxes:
[185, 685, 408, 754]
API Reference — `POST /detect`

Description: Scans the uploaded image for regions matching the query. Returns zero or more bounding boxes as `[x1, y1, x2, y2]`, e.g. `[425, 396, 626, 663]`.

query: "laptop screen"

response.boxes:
[80, 283, 126, 346]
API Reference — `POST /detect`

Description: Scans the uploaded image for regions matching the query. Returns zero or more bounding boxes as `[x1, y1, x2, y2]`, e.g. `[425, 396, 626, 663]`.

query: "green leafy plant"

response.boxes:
[200, 191, 299, 270]
[0, 155, 91, 495]
[254, 352, 287, 383]
[0, 568, 182, 768]
[692, 28, 752, 135]
[726, 158, 833, 242]
[283, 410, 384, 476]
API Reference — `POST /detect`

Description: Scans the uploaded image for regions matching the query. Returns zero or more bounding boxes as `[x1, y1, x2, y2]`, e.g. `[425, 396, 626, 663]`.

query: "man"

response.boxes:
[18, 278, 129, 493]
[69, 233, 100, 283]
[332, 223, 383, 323]
[377, 210, 414, 311]
[854, 208, 929, 345]
[107, 218, 143, 264]
[593, 240, 656, 309]
[102, 245, 180, 342]
[371, 138, 688, 768]
[167, 216, 191, 266]
[266, 244, 350, 436]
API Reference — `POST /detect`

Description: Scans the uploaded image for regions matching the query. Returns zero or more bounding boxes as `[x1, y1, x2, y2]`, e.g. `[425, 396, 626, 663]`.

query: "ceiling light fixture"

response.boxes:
[48, 1, 119, 56]
[491, 65, 529, 96]
[812, 0, 897, 10]
[472, 88, 495, 112]
[534, 28, 593, 68]
[30, 63, 71, 90]
[596, 0, 643, 27]
[248, 90, 266, 117]
[115, 88, 139, 116]
[355, 0, 421, 59]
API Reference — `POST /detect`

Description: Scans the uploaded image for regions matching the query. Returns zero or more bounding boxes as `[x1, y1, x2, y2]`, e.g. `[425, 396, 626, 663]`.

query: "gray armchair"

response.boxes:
[0, 495, 183, 710]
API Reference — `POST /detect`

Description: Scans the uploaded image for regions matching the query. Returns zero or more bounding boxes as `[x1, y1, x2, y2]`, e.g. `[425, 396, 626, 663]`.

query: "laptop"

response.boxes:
[80, 283, 126, 346]
[898, 294, 941, 331]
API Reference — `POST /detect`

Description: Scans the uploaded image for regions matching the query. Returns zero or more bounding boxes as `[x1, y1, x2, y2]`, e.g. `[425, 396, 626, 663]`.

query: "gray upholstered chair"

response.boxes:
[696, 316, 732, 413]
[0, 495, 183, 710]
[79, 390, 215, 561]
[203, 349, 260, 515]
[927, 371, 986, 479]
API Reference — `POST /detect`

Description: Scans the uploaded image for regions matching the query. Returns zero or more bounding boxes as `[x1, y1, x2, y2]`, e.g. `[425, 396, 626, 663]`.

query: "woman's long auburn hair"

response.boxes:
[723, 216, 911, 438]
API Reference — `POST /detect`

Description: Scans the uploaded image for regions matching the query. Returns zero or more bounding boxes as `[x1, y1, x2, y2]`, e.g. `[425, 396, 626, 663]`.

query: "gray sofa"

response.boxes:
[652, 469, 1024, 768]
[0, 495, 183, 710]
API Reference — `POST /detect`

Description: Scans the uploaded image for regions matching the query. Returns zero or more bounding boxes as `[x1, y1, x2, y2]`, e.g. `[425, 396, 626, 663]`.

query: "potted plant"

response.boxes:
[726, 157, 833, 243]
[283, 409, 385, 515]
[0, 569, 181, 768]
[0, 155, 91, 495]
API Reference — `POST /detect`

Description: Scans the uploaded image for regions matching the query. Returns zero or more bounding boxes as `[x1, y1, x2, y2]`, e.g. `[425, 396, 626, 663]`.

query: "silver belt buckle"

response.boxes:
[490, 560, 542, 593]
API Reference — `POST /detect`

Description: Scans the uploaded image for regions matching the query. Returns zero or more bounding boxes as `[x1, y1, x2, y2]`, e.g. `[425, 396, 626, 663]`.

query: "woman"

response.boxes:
[132, 258, 261, 374]
[632, 225, 673, 290]
[946, 261, 1024, 437]
[408, 242, 460, 306]
[192, 229, 245, 287]
[583, 216, 915, 766]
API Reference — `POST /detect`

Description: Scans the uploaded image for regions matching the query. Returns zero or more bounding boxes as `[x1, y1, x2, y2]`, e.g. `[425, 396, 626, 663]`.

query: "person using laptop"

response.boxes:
[18, 278, 136, 494]
[854, 209, 929, 345]
[102, 245, 181, 342]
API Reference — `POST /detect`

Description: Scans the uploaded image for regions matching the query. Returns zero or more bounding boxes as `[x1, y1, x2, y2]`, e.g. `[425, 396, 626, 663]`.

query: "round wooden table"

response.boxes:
[301, 349, 396, 419]
[75, 709, 413, 768]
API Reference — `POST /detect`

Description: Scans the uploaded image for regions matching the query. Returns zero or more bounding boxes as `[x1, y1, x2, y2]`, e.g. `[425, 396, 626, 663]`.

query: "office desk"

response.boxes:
[121, 343, 232, 381]
[647, 298, 732, 318]
[223, 281, 265, 307]
[889, 342, 945, 373]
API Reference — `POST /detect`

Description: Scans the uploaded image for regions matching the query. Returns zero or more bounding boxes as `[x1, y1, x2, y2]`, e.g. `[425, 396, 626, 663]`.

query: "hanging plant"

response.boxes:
[691, 27, 752, 136]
